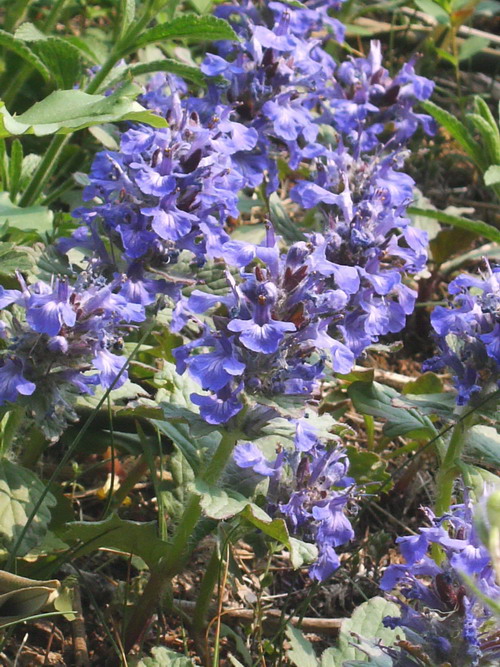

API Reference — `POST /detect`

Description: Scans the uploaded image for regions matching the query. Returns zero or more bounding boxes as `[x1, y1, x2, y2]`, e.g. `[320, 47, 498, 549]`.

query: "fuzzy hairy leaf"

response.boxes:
[0, 29, 51, 81]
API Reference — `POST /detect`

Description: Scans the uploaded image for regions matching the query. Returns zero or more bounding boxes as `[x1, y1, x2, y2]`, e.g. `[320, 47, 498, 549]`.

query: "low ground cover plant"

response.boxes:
[0, 0, 498, 664]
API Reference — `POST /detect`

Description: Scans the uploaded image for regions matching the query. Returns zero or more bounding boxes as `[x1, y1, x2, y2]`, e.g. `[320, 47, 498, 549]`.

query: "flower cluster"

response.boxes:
[379, 490, 500, 666]
[65, 80, 259, 306]
[423, 264, 500, 405]
[174, 208, 422, 424]
[234, 415, 356, 580]
[0, 272, 144, 439]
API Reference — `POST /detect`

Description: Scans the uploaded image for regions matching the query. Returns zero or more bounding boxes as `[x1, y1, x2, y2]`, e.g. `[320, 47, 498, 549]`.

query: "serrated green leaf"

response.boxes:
[0, 89, 167, 138]
[134, 14, 238, 49]
[0, 461, 56, 558]
[484, 164, 500, 186]
[420, 100, 486, 170]
[32, 38, 83, 89]
[61, 513, 169, 568]
[0, 29, 51, 81]
[322, 597, 400, 664]
[0, 191, 53, 231]
[14, 23, 46, 41]
[286, 625, 319, 667]
[135, 646, 195, 667]
[407, 207, 500, 244]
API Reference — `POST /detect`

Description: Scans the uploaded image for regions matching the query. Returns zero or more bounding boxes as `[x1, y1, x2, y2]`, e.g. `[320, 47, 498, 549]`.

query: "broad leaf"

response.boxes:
[348, 381, 436, 439]
[0, 192, 53, 231]
[0, 571, 61, 625]
[61, 513, 169, 568]
[322, 597, 400, 664]
[286, 625, 318, 667]
[0, 89, 167, 138]
[0, 242, 34, 276]
[465, 425, 500, 468]
[0, 460, 56, 558]
[134, 15, 238, 49]
[135, 646, 195, 666]
[458, 35, 490, 60]
[414, 0, 450, 22]
[192, 480, 248, 520]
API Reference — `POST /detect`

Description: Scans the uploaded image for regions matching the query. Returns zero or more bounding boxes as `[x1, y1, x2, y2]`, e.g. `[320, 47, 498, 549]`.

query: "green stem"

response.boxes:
[18, 134, 70, 207]
[124, 430, 239, 653]
[434, 409, 473, 517]
[191, 544, 220, 637]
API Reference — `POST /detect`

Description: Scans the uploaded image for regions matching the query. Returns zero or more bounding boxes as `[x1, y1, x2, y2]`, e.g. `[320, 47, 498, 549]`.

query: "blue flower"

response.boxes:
[0, 358, 36, 405]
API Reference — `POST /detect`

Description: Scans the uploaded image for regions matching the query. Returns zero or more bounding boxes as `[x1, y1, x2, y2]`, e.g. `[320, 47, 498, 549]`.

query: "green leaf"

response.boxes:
[135, 646, 195, 667]
[14, 23, 84, 89]
[484, 164, 500, 186]
[466, 113, 500, 165]
[269, 192, 305, 242]
[0, 571, 62, 625]
[118, 59, 206, 87]
[0, 461, 56, 558]
[32, 38, 83, 89]
[420, 100, 486, 170]
[192, 480, 248, 520]
[0, 29, 51, 82]
[474, 96, 500, 138]
[286, 625, 319, 667]
[465, 425, 500, 468]
[347, 381, 436, 439]
[414, 0, 450, 22]
[346, 447, 390, 488]
[458, 35, 490, 60]
[0, 191, 53, 231]
[121, 0, 136, 35]
[0, 89, 167, 138]
[322, 597, 400, 664]
[0, 241, 33, 276]
[61, 513, 169, 569]
[407, 207, 500, 244]
[134, 14, 238, 49]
